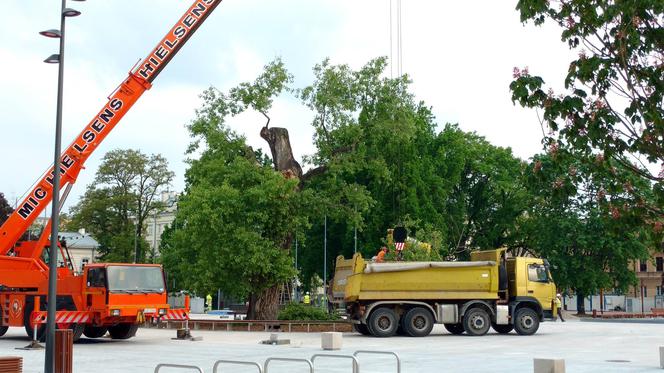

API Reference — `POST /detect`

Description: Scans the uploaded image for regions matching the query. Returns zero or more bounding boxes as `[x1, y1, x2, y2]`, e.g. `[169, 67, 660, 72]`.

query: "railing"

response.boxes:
[263, 357, 314, 373]
[154, 363, 204, 373]
[354, 350, 401, 373]
[156, 349, 401, 373]
[213, 360, 262, 373]
[152, 319, 352, 333]
[311, 354, 359, 373]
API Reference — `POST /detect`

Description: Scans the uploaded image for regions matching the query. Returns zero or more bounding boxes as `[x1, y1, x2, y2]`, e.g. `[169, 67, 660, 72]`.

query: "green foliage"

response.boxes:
[0, 192, 12, 226]
[161, 61, 304, 306]
[277, 302, 337, 321]
[511, 0, 664, 217]
[297, 58, 528, 285]
[67, 149, 173, 263]
[517, 148, 655, 295]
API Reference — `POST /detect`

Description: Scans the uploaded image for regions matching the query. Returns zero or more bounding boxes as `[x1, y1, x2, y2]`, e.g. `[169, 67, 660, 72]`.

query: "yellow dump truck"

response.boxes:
[333, 249, 557, 337]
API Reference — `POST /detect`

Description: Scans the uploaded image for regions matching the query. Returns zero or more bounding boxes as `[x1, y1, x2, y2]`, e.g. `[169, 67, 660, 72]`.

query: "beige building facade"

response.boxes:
[145, 191, 178, 257]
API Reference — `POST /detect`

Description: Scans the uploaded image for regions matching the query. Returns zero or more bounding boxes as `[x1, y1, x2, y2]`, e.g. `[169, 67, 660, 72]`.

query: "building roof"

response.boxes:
[59, 232, 99, 249]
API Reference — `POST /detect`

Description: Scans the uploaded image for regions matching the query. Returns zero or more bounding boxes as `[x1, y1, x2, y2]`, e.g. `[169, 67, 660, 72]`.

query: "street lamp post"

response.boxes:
[40, 1, 84, 372]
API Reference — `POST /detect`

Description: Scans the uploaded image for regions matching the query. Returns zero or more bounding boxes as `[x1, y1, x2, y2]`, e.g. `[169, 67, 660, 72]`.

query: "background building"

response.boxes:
[59, 230, 99, 274]
[145, 191, 178, 258]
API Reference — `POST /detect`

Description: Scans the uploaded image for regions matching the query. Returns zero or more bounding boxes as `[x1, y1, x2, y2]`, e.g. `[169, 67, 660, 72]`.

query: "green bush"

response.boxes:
[277, 302, 338, 321]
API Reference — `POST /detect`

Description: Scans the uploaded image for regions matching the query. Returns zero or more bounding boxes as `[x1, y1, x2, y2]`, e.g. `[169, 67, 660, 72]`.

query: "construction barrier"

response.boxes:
[31, 311, 93, 325]
[161, 309, 189, 321]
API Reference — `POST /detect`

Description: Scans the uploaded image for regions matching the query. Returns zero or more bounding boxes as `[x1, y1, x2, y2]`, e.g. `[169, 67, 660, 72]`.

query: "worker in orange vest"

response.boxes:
[376, 246, 388, 263]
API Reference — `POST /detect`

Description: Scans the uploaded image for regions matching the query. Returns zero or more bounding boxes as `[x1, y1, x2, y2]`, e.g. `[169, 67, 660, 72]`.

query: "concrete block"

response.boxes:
[533, 358, 565, 373]
[321, 332, 343, 350]
[660, 346, 664, 369]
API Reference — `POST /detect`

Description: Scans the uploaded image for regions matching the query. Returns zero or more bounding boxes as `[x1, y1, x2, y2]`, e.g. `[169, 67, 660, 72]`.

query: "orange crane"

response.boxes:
[0, 0, 221, 341]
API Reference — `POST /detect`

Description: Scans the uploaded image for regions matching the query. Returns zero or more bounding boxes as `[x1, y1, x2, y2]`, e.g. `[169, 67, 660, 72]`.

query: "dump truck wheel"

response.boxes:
[368, 308, 398, 337]
[444, 323, 465, 335]
[353, 323, 371, 336]
[402, 307, 434, 337]
[83, 326, 108, 339]
[491, 323, 514, 334]
[463, 307, 490, 336]
[108, 323, 139, 340]
[0, 326, 8, 337]
[513, 308, 539, 336]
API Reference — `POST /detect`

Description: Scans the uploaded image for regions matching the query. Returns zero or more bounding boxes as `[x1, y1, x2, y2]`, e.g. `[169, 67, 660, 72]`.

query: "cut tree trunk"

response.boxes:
[260, 126, 302, 180]
[251, 125, 301, 320]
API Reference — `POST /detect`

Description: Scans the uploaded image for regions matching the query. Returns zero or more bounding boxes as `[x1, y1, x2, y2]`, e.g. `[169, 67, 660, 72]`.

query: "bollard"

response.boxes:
[321, 332, 343, 350]
[55, 329, 73, 373]
[659, 346, 663, 369]
[533, 358, 565, 373]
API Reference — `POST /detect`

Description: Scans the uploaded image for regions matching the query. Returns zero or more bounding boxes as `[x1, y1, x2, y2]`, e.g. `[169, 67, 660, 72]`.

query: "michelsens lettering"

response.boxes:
[18, 202, 35, 219]
[99, 108, 115, 124]
[191, 3, 207, 17]
[183, 15, 197, 28]
[34, 188, 47, 200]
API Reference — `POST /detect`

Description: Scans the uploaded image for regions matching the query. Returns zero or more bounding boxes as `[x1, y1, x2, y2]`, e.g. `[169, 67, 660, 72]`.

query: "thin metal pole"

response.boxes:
[323, 215, 327, 305]
[45, 1, 66, 371]
[295, 237, 298, 270]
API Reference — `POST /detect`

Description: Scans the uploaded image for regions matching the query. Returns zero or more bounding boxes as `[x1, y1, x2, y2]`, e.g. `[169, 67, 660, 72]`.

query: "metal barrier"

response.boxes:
[353, 350, 401, 373]
[264, 357, 314, 373]
[213, 360, 263, 373]
[154, 363, 204, 373]
[311, 354, 360, 373]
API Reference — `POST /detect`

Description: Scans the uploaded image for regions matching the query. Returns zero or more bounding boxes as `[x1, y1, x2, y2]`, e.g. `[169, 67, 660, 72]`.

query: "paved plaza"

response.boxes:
[1, 318, 663, 372]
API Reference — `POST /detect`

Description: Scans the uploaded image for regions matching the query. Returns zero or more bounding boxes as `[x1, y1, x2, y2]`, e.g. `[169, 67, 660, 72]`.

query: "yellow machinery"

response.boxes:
[333, 249, 557, 337]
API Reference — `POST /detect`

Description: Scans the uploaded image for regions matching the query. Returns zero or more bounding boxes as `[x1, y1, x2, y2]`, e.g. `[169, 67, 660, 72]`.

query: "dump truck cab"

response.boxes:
[336, 248, 558, 337]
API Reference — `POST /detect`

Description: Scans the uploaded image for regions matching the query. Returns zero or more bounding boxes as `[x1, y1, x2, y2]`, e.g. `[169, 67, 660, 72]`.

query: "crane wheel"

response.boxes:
[108, 323, 139, 340]
[0, 326, 8, 337]
[83, 326, 108, 339]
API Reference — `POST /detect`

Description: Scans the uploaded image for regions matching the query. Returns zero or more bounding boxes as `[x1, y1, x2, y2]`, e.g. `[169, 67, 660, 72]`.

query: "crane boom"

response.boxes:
[0, 0, 222, 256]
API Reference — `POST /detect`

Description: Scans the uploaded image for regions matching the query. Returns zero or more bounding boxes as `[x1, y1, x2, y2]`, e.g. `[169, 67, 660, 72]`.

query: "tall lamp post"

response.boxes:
[40, 1, 84, 372]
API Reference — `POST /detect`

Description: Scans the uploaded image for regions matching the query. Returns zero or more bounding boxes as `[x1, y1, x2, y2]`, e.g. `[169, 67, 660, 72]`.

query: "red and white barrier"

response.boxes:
[31, 311, 93, 325]
[161, 309, 189, 321]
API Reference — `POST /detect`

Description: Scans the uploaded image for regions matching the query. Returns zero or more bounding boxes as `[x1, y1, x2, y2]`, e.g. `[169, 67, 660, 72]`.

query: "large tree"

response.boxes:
[517, 147, 654, 313]
[510, 0, 663, 219]
[68, 149, 174, 263]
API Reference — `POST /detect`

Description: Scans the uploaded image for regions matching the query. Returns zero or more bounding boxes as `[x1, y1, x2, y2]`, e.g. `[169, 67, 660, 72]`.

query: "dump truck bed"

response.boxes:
[338, 254, 501, 302]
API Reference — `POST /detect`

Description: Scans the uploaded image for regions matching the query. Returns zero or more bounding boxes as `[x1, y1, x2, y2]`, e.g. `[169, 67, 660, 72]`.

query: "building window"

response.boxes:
[640, 261, 648, 272]
[657, 286, 662, 296]
[657, 257, 663, 272]
[642, 286, 648, 297]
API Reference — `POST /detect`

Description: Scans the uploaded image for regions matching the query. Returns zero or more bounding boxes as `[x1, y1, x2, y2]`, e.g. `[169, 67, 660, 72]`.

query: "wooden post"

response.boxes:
[55, 329, 73, 373]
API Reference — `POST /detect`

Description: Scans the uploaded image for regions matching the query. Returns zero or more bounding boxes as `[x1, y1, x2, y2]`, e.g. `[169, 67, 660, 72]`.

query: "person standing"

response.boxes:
[206, 294, 213, 313]
[303, 292, 311, 305]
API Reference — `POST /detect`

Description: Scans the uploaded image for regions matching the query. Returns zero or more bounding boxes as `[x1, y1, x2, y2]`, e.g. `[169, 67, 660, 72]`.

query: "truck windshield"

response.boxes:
[107, 266, 165, 293]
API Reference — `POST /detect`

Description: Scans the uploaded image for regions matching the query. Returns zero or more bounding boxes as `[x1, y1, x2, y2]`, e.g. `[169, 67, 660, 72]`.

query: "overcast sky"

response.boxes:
[0, 0, 574, 213]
